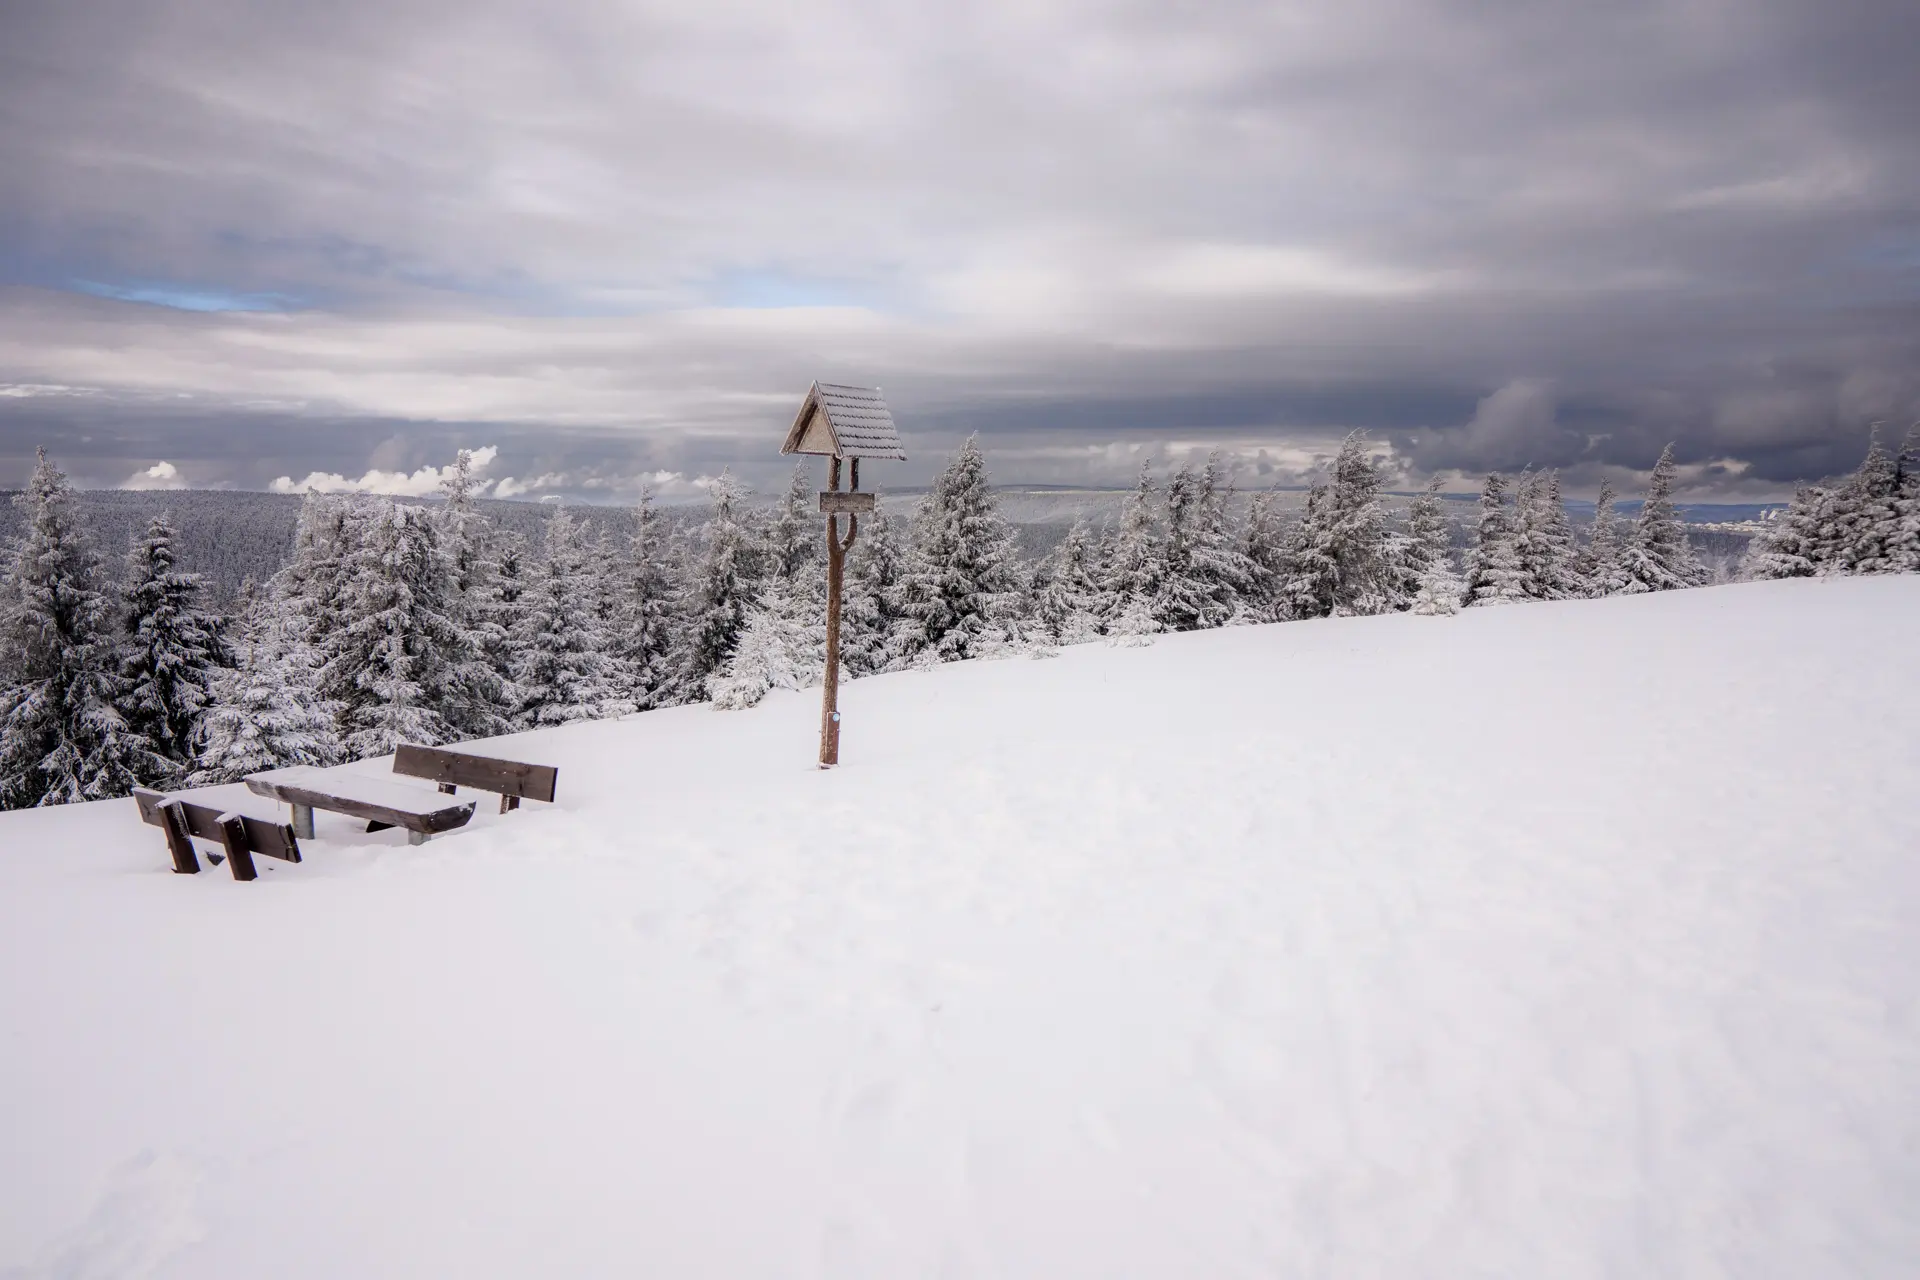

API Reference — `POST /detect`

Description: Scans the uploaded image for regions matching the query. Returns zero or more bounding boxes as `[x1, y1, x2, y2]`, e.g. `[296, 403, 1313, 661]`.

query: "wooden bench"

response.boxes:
[392, 744, 558, 814]
[244, 766, 477, 845]
[132, 787, 302, 882]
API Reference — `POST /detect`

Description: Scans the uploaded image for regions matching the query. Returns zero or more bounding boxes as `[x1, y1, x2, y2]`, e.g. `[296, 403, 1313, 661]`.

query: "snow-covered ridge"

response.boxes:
[3, 576, 1918, 1277]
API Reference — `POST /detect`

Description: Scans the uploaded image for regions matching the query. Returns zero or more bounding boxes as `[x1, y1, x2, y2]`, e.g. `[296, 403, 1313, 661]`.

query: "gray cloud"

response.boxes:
[1, 0, 1916, 498]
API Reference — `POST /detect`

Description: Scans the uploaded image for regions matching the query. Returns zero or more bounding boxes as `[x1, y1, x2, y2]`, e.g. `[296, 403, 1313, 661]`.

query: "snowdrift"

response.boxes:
[3, 576, 1917, 1278]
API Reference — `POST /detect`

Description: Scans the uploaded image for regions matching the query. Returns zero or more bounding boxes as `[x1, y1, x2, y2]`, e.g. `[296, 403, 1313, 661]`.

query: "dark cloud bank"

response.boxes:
[2, 0, 1916, 499]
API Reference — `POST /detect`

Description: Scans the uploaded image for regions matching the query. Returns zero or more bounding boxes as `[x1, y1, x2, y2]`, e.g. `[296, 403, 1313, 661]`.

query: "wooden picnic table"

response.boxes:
[245, 765, 476, 844]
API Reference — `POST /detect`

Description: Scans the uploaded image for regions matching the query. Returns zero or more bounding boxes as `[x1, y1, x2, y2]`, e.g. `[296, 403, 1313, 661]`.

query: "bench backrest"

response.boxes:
[392, 744, 558, 803]
[132, 788, 302, 862]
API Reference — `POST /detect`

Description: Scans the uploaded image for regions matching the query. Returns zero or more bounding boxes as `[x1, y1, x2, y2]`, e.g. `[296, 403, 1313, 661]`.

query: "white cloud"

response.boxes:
[120, 460, 189, 490]
[269, 445, 498, 496]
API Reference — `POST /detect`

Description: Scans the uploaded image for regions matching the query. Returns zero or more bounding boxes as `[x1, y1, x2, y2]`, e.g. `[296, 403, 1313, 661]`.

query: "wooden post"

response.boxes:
[216, 812, 258, 882]
[290, 803, 314, 840]
[157, 799, 200, 874]
[821, 457, 844, 766]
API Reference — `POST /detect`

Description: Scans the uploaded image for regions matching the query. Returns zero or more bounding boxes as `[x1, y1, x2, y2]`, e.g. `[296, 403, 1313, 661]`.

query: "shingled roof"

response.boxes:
[779, 381, 906, 461]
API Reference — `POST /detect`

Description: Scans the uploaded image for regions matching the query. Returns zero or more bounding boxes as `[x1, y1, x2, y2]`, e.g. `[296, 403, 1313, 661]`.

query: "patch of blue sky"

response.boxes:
[708, 268, 872, 310]
[71, 279, 301, 313]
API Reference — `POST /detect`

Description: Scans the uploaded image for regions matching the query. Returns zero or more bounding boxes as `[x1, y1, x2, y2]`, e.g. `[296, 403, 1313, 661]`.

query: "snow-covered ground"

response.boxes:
[3, 576, 1917, 1278]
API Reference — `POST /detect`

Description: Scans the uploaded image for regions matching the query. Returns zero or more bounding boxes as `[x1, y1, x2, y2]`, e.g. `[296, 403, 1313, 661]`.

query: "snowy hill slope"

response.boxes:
[2, 576, 1917, 1278]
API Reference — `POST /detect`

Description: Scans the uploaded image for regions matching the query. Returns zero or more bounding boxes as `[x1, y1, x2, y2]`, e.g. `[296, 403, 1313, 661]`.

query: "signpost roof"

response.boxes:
[780, 381, 906, 460]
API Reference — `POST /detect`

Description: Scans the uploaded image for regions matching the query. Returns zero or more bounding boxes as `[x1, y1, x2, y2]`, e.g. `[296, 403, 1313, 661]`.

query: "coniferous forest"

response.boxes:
[2, 427, 1915, 810]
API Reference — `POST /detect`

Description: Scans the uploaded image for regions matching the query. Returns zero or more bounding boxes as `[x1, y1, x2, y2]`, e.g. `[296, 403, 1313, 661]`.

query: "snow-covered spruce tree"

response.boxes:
[322, 500, 485, 758]
[1101, 463, 1165, 633]
[841, 503, 913, 675]
[1891, 425, 1920, 573]
[1517, 470, 1577, 599]
[440, 448, 489, 601]
[1156, 463, 1216, 632]
[895, 435, 1021, 663]
[1579, 480, 1629, 595]
[611, 491, 683, 708]
[117, 514, 226, 786]
[0, 450, 154, 807]
[757, 464, 827, 680]
[1277, 480, 1338, 619]
[1619, 444, 1706, 593]
[1833, 428, 1901, 575]
[1239, 487, 1289, 622]
[484, 527, 533, 688]
[766, 464, 817, 584]
[1157, 453, 1252, 631]
[437, 450, 517, 736]
[1405, 477, 1464, 616]
[1278, 431, 1403, 618]
[276, 491, 359, 674]
[707, 601, 803, 710]
[191, 588, 341, 783]
[1462, 472, 1528, 607]
[514, 506, 637, 728]
[676, 471, 757, 698]
[1744, 484, 1825, 580]
[1031, 518, 1107, 645]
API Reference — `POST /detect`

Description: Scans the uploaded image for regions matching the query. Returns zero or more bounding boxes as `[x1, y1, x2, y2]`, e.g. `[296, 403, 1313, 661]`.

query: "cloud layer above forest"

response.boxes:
[2, 0, 1916, 497]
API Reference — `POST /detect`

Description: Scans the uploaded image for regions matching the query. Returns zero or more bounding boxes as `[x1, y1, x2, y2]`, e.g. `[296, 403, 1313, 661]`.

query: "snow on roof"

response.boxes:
[780, 381, 906, 460]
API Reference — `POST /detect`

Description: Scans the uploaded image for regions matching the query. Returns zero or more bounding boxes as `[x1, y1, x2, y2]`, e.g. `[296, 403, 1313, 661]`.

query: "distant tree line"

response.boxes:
[2, 428, 1915, 809]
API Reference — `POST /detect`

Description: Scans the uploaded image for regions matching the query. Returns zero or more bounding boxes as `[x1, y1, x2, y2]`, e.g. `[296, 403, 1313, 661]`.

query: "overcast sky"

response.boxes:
[2, 0, 1916, 500]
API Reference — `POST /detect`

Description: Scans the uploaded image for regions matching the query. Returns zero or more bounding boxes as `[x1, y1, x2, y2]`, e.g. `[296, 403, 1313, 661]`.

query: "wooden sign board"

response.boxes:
[818, 491, 877, 515]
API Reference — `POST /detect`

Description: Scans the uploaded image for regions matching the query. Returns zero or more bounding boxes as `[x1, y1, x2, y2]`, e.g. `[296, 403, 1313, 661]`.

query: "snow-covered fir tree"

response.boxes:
[1512, 470, 1576, 600]
[611, 491, 682, 708]
[1102, 464, 1165, 631]
[437, 450, 518, 735]
[1030, 519, 1107, 644]
[1157, 454, 1251, 630]
[1579, 480, 1628, 595]
[677, 471, 757, 698]
[757, 463, 827, 682]
[1834, 428, 1901, 575]
[1279, 431, 1402, 618]
[1239, 487, 1289, 622]
[116, 513, 225, 785]
[1405, 477, 1464, 616]
[1744, 485, 1825, 580]
[840, 503, 913, 676]
[895, 435, 1021, 662]
[192, 587, 341, 783]
[1463, 472, 1528, 607]
[0, 451, 154, 807]
[1619, 444, 1705, 593]
[1891, 426, 1920, 573]
[514, 506, 637, 727]
[276, 491, 358, 671]
[707, 602, 805, 710]
[322, 500, 482, 758]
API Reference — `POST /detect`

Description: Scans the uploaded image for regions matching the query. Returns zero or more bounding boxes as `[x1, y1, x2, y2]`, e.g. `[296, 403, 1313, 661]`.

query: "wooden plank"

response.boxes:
[245, 767, 475, 835]
[134, 787, 301, 864]
[818, 490, 876, 515]
[391, 745, 558, 804]
[155, 799, 200, 874]
[217, 812, 257, 882]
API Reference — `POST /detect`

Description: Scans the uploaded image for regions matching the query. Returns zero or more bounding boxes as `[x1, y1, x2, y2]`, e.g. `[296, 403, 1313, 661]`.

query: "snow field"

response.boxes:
[2, 575, 1918, 1277]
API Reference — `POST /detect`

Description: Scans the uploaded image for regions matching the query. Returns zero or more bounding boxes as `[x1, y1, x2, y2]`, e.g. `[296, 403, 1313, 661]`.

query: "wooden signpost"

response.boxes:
[780, 381, 905, 767]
